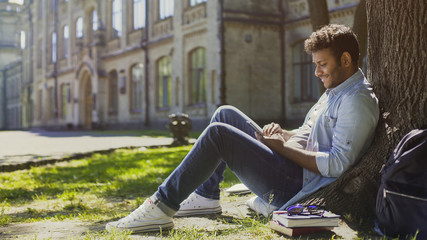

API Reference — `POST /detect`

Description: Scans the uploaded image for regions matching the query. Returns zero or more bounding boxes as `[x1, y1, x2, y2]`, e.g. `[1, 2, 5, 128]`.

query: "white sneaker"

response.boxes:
[174, 192, 222, 217]
[105, 197, 173, 233]
[246, 196, 279, 217]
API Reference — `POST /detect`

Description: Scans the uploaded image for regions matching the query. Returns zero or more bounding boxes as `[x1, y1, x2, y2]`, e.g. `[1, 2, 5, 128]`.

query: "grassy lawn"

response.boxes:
[0, 145, 415, 239]
[0, 145, 278, 239]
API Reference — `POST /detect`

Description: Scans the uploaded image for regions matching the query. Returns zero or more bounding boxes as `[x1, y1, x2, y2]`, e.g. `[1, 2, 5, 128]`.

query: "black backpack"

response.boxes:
[376, 129, 427, 239]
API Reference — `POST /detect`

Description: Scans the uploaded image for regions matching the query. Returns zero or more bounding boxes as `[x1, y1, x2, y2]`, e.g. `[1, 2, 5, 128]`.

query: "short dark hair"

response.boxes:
[304, 24, 359, 66]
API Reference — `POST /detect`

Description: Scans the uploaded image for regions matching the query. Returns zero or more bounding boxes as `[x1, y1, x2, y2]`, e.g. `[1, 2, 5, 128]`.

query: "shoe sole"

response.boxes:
[130, 222, 174, 233]
[107, 222, 174, 233]
[174, 206, 222, 217]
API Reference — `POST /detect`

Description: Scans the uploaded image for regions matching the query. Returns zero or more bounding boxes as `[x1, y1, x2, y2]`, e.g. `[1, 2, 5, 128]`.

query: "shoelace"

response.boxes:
[181, 194, 198, 206]
[120, 200, 151, 222]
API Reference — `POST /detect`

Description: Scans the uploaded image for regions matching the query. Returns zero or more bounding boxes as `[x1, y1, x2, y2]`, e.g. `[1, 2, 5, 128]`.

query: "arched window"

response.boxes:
[76, 17, 83, 39]
[292, 41, 320, 102]
[92, 9, 98, 31]
[133, 0, 145, 30]
[51, 32, 57, 63]
[130, 64, 143, 112]
[37, 89, 43, 120]
[60, 83, 69, 119]
[108, 70, 118, 115]
[159, 0, 173, 20]
[48, 87, 55, 119]
[63, 25, 69, 58]
[20, 30, 25, 49]
[190, 0, 206, 7]
[112, 0, 122, 38]
[157, 57, 171, 109]
[189, 47, 206, 105]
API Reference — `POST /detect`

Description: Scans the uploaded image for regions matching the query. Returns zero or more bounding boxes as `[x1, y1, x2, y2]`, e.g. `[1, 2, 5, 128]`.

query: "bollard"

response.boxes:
[168, 113, 192, 146]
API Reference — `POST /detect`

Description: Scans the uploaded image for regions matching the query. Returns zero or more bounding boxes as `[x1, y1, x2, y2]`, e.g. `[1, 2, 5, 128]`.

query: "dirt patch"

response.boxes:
[0, 220, 101, 239]
[0, 194, 358, 239]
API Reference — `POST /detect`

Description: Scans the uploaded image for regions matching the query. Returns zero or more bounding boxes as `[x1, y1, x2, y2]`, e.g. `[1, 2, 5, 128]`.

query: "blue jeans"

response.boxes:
[155, 105, 303, 214]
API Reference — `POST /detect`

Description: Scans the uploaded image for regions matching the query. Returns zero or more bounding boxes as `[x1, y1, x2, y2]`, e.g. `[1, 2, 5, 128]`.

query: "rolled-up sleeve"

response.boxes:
[315, 93, 379, 177]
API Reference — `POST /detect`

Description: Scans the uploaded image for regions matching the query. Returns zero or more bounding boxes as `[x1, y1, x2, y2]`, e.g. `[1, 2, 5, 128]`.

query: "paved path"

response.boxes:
[0, 130, 178, 172]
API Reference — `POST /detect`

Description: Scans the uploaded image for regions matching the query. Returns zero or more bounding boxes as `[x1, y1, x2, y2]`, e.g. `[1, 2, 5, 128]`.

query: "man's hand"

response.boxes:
[262, 123, 283, 137]
[255, 131, 320, 174]
[255, 132, 286, 152]
[260, 122, 295, 141]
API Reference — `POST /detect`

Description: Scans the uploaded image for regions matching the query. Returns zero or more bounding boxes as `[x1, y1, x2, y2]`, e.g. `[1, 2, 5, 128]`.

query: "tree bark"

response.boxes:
[307, 0, 329, 93]
[302, 0, 427, 227]
[307, 0, 329, 31]
[352, 0, 367, 67]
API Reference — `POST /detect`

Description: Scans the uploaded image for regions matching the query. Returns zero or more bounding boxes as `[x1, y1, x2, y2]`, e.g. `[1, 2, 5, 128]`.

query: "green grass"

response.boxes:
[0, 145, 263, 239]
[0, 145, 419, 239]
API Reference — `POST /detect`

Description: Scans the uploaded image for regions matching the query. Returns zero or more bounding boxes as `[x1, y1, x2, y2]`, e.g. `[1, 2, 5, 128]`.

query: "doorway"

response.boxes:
[80, 72, 93, 129]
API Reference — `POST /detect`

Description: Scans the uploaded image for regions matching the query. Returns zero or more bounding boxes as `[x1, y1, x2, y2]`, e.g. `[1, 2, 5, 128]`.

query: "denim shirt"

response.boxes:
[280, 69, 379, 209]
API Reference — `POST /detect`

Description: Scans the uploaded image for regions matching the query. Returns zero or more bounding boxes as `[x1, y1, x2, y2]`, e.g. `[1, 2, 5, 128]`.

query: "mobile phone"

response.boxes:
[247, 120, 264, 136]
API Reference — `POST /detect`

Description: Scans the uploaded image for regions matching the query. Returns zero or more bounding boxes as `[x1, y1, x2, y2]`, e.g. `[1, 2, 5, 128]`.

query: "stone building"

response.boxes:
[1, 0, 361, 130]
[0, 0, 26, 129]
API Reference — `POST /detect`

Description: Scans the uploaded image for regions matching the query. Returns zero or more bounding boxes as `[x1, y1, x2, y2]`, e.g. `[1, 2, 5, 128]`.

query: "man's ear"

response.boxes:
[341, 52, 352, 67]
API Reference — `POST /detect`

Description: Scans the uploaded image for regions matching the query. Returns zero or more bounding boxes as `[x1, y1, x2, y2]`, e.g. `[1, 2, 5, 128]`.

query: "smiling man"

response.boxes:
[106, 24, 380, 233]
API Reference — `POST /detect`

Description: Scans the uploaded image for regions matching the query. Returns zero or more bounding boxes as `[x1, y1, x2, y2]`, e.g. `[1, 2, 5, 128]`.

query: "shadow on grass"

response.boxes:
[1, 145, 241, 228]
[0, 147, 190, 204]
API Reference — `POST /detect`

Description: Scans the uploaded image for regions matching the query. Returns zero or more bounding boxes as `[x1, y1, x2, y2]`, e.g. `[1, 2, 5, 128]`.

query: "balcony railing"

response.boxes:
[286, 0, 309, 19]
[58, 58, 67, 70]
[152, 17, 173, 38]
[183, 2, 207, 26]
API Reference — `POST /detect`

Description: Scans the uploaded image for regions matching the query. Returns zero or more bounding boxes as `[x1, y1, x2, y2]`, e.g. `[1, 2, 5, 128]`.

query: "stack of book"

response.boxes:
[269, 210, 340, 237]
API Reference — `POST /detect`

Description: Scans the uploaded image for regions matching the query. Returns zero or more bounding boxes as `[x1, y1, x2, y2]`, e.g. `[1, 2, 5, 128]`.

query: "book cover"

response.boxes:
[272, 210, 340, 228]
[225, 183, 251, 195]
[269, 220, 334, 237]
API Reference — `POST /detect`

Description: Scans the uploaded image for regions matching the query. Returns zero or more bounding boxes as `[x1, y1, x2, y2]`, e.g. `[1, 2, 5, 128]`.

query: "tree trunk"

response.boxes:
[307, 0, 330, 31]
[302, 0, 427, 227]
[307, 0, 329, 93]
[352, 0, 367, 68]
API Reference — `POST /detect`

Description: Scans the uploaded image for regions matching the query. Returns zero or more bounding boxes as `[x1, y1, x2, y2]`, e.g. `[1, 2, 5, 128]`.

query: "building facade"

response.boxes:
[0, 0, 26, 130]
[1, 0, 361, 130]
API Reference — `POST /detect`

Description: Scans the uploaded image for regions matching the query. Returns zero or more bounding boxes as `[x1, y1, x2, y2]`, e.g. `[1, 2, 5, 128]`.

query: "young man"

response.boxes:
[106, 24, 379, 233]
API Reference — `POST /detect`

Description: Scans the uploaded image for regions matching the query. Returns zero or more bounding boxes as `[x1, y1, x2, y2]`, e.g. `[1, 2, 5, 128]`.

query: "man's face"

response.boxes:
[312, 48, 348, 89]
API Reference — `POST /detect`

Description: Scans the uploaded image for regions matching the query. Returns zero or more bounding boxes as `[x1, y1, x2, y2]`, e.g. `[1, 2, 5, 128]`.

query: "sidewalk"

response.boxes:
[0, 130, 178, 172]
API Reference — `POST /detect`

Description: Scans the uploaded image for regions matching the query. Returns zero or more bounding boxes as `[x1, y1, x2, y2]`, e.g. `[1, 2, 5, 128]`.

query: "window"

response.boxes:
[48, 87, 55, 119]
[108, 71, 118, 115]
[51, 32, 57, 63]
[76, 17, 83, 39]
[292, 41, 320, 102]
[92, 10, 98, 31]
[133, 0, 145, 30]
[130, 64, 143, 112]
[157, 57, 171, 109]
[63, 25, 69, 58]
[20, 31, 25, 49]
[112, 0, 122, 38]
[189, 48, 206, 105]
[190, 0, 206, 6]
[61, 84, 68, 118]
[159, 0, 173, 20]
[38, 89, 42, 120]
